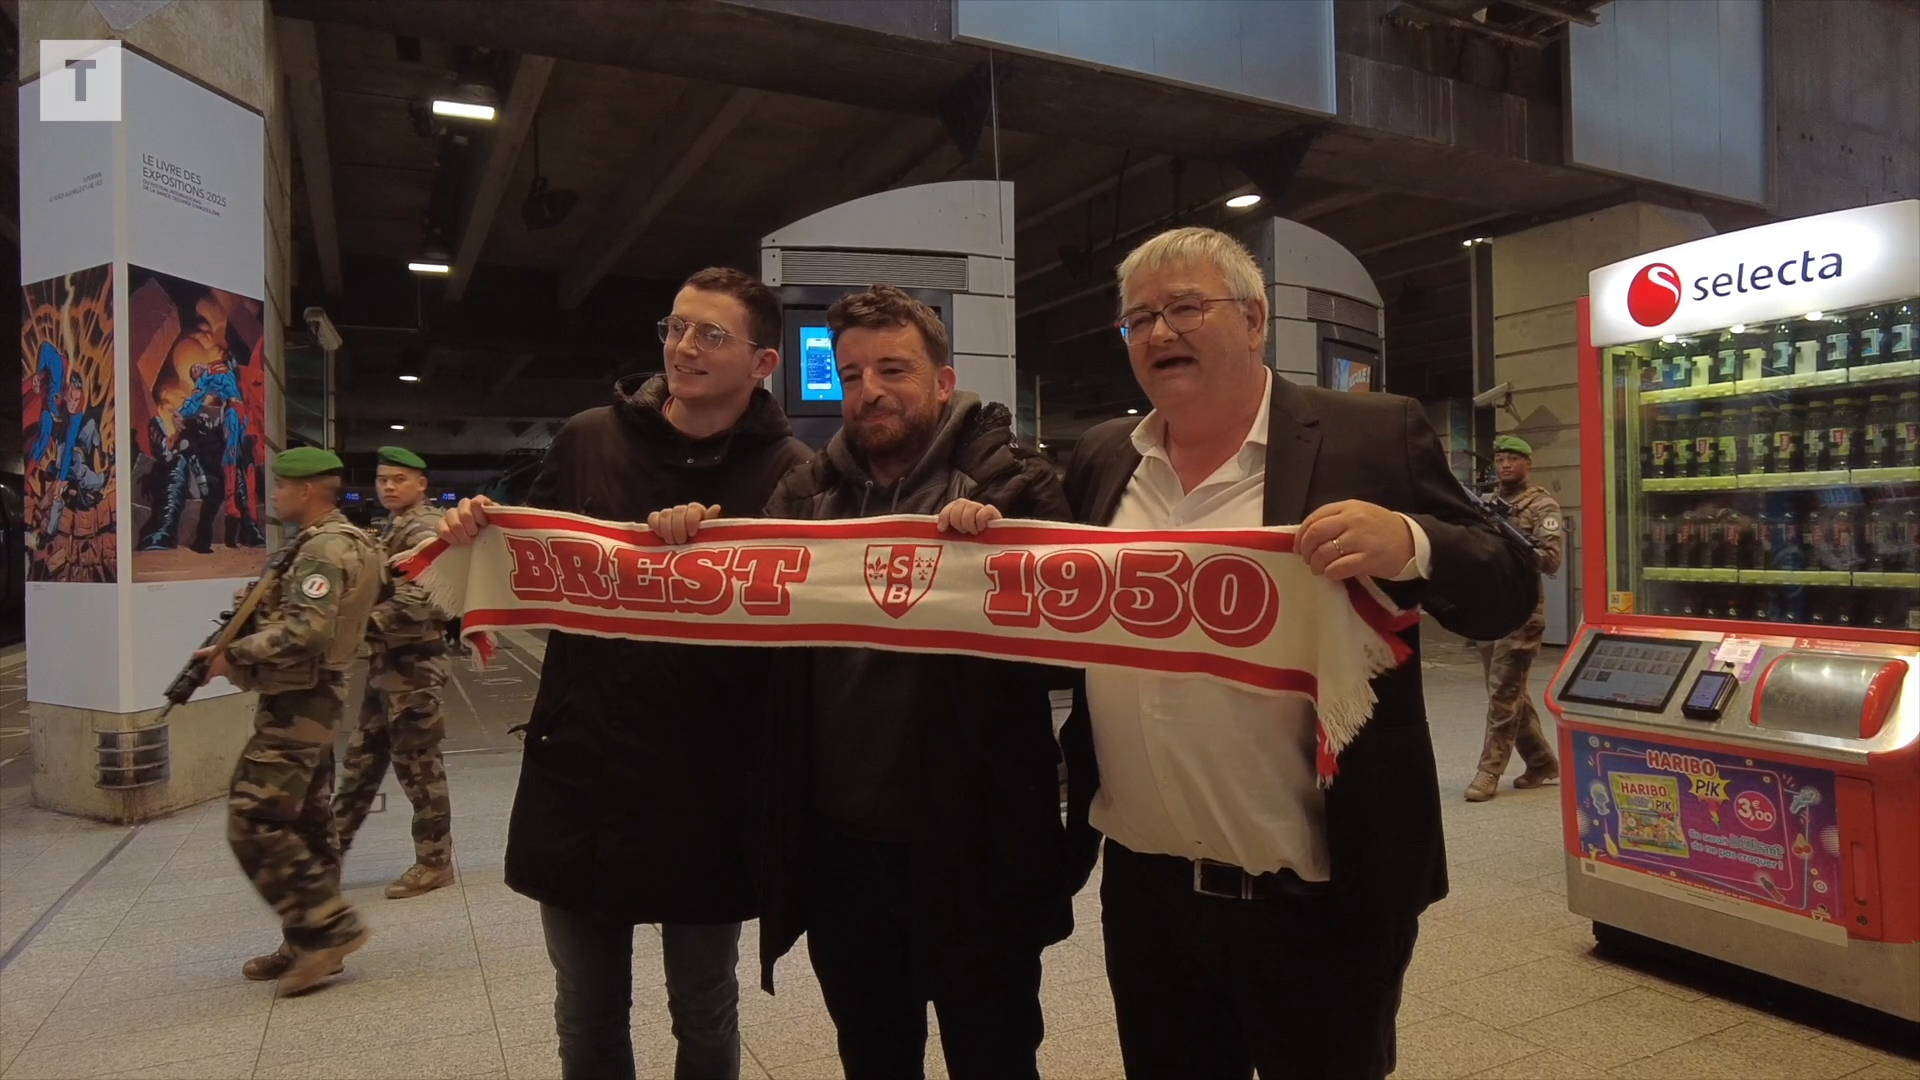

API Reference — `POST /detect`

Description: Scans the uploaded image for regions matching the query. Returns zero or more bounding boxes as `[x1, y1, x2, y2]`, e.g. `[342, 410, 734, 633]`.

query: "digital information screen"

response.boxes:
[799, 326, 842, 402]
[1560, 634, 1701, 712]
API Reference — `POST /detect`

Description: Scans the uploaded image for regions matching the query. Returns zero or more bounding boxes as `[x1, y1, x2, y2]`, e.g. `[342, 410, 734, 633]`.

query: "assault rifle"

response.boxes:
[1456, 473, 1545, 566]
[151, 538, 301, 724]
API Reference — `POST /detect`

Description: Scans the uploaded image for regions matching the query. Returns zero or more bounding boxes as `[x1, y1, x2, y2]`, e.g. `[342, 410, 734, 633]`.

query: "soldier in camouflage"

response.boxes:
[1467, 436, 1565, 803]
[333, 445, 458, 899]
[194, 447, 383, 994]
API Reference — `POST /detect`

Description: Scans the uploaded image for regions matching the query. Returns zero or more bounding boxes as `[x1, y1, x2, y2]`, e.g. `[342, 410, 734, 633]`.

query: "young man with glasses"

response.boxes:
[439, 267, 811, 1080]
[1053, 228, 1538, 1080]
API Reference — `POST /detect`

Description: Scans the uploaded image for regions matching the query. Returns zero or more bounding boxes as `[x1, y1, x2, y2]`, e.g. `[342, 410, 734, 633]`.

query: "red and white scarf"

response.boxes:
[399, 507, 1418, 784]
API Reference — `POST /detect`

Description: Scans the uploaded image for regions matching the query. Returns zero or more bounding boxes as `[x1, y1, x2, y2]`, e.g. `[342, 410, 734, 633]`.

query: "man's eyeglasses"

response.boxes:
[1116, 297, 1241, 345]
[656, 316, 759, 352]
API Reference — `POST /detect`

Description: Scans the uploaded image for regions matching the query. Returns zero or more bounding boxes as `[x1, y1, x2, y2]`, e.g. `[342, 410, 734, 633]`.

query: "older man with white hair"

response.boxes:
[1053, 227, 1538, 1079]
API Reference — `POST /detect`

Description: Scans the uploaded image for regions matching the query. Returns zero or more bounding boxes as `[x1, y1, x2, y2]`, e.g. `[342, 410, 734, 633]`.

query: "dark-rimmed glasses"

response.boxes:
[656, 316, 759, 352]
[1116, 297, 1241, 345]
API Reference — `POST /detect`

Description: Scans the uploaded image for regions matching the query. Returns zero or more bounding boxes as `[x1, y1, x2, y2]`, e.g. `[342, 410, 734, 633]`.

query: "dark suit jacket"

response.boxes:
[1058, 374, 1539, 924]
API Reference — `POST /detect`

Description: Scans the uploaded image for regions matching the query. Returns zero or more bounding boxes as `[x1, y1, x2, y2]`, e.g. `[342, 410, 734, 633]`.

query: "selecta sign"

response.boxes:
[1589, 200, 1920, 347]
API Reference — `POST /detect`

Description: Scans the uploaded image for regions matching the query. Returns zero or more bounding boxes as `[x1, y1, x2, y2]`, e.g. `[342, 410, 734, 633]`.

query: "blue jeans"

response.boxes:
[540, 904, 742, 1080]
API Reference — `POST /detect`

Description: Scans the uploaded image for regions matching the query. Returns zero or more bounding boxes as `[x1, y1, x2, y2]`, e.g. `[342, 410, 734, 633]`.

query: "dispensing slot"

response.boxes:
[1751, 652, 1909, 741]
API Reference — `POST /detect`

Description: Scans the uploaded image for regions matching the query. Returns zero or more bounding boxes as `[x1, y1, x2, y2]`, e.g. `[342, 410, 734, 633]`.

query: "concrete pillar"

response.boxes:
[19, 0, 290, 822]
[1490, 202, 1714, 622]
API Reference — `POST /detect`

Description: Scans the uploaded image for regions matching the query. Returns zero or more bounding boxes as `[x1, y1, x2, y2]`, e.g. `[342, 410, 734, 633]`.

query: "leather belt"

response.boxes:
[1192, 858, 1328, 901]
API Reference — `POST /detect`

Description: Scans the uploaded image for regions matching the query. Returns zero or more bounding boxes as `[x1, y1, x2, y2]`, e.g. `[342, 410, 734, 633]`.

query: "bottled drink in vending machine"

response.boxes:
[1678, 506, 1704, 568]
[1804, 400, 1832, 472]
[1716, 409, 1743, 477]
[1857, 306, 1891, 366]
[1891, 301, 1917, 362]
[1896, 391, 1919, 468]
[1745, 405, 1773, 473]
[1711, 330, 1741, 384]
[1864, 394, 1899, 469]
[1686, 339, 1714, 388]
[1750, 504, 1776, 568]
[1865, 504, 1901, 572]
[1830, 396, 1863, 470]
[1646, 510, 1674, 567]
[1694, 411, 1720, 477]
[1814, 501, 1864, 572]
[1673, 409, 1698, 477]
[1820, 316, 1854, 372]
[1765, 320, 1798, 378]
[1771, 403, 1803, 473]
[1905, 506, 1920, 573]
[1646, 411, 1670, 478]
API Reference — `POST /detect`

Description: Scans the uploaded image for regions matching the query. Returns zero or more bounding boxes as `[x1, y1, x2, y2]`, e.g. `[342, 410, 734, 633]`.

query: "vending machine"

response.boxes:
[1550, 200, 1920, 1020]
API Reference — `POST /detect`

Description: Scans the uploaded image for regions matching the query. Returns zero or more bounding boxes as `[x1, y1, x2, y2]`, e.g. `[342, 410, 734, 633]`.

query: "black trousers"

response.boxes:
[804, 822, 1045, 1080]
[1100, 840, 1418, 1080]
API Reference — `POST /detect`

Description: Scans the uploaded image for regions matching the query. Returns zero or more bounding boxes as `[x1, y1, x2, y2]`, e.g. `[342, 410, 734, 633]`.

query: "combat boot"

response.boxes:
[386, 862, 455, 899]
[278, 926, 371, 997]
[1514, 762, 1561, 789]
[240, 944, 342, 982]
[1465, 772, 1500, 802]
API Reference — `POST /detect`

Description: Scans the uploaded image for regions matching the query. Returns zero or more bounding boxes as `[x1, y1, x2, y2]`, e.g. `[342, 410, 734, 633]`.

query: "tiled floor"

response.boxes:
[1, 630, 1915, 1079]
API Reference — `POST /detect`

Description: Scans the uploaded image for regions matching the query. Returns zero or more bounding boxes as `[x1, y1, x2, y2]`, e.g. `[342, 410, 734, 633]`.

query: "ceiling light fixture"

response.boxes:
[1730, 324, 1747, 334]
[408, 261, 451, 275]
[431, 99, 496, 122]
[1225, 193, 1262, 209]
[398, 374, 421, 383]
[1126, 408, 1139, 415]
[522, 115, 579, 231]
[390, 424, 407, 431]
[1805, 311, 1825, 321]
[1661, 334, 1679, 344]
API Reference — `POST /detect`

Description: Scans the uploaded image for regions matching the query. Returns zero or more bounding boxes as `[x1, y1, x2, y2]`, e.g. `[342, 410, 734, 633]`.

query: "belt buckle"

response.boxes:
[1192, 859, 1252, 900]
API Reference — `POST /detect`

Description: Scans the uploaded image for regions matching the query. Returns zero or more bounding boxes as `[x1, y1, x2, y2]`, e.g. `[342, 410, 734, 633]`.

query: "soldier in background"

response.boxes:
[1467, 435, 1564, 802]
[334, 446, 458, 898]
[193, 447, 383, 994]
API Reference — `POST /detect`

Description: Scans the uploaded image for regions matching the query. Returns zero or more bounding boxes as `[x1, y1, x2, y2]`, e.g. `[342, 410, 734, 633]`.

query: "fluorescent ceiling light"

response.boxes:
[1225, 193, 1262, 209]
[389, 424, 407, 431]
[398, 374, 421, 383]
[1804, 311, 1824, 321]
[432, 99, 496, 121]
[1730, 324, 1746, 334]
[408, 261, 451, 274]
[1660, 334, 1679, 343]
[1126, 408, 1139, 415]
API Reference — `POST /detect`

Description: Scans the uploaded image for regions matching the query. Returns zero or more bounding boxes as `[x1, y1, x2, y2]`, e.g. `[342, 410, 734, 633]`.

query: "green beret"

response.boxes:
[378, 445, 428, 471]
[1494, 435, 1534, 457]
[271, 447, 345, 478]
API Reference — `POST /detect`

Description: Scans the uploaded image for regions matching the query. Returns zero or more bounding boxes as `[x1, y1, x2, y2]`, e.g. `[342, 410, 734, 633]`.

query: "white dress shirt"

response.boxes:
[1085, 371, 1430, 878]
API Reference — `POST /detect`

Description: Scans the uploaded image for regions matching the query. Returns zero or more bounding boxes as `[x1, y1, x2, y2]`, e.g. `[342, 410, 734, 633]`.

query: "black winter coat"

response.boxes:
[503, 376, 812, 925]
[756, 396, 1077, 993]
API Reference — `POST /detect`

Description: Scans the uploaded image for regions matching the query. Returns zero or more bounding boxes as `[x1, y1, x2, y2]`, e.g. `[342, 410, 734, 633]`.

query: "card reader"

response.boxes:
[1681, 669, 1739, 721]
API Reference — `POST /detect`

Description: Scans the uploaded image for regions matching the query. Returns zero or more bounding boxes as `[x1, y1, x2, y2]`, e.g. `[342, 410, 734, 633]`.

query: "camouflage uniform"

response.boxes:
[333, 502, 454, 869]
[1474, 482, 1565, 787]
[225, 509, 382, 956]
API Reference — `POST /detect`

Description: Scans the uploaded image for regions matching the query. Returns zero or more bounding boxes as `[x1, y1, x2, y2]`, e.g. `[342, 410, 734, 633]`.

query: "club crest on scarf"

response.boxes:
[865, 544, 942, 619]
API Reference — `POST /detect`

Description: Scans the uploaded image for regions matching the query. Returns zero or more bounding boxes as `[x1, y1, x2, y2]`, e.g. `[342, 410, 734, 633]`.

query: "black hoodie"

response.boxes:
[503, 375, 811, 925]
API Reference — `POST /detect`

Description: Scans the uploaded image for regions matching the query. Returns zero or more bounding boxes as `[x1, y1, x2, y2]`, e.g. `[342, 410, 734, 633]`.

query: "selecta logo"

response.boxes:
[1626, 263, 1683, 327]
[1622, 250, 1848, 329]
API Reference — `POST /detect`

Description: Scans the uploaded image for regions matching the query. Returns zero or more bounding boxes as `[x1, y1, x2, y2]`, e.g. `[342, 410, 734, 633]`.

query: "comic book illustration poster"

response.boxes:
[21, 266, 118, 583]
[1571, 731, 1843, 925]
[126, 266, 268, 582]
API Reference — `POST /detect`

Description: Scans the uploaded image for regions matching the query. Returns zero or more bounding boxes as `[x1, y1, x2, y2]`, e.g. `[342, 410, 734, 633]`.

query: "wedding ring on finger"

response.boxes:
[1331, 537, 1347, 558]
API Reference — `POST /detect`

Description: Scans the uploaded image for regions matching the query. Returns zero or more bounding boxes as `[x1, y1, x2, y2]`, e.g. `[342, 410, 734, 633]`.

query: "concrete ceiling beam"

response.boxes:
[447, 54, 556, 301]
[490, 352, 540, 396]
[557, 83, 762, 309]
[279, 17, 345, 296]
